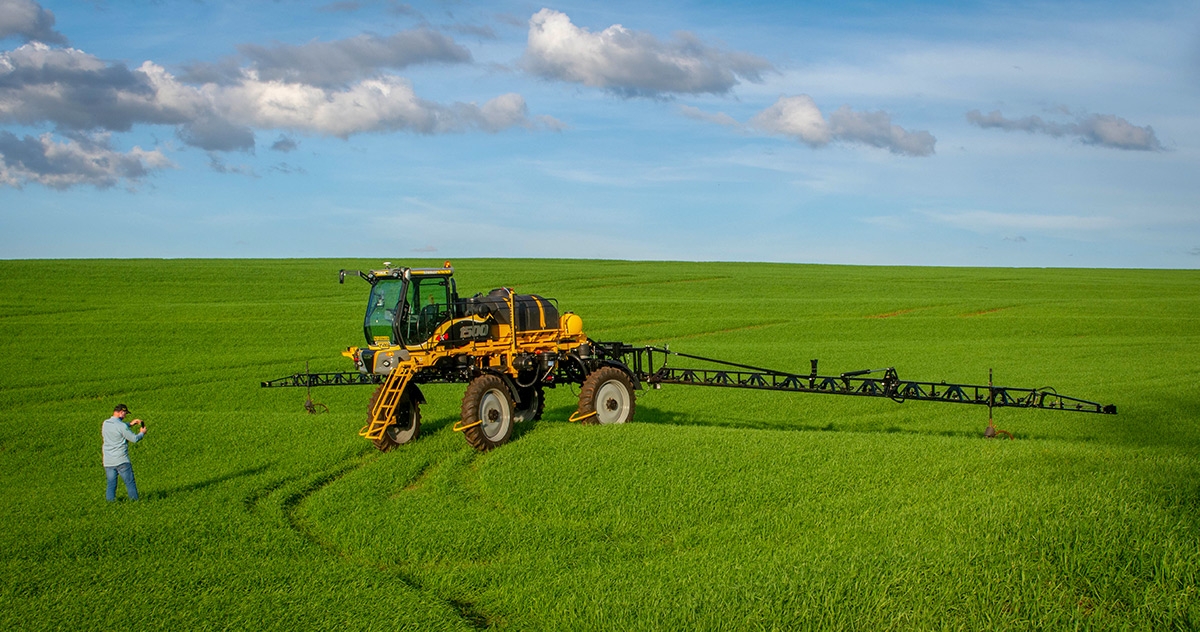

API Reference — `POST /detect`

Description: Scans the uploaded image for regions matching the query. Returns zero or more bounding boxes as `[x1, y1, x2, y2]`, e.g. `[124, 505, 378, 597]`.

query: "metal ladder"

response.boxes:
[359, 366, 414, 440]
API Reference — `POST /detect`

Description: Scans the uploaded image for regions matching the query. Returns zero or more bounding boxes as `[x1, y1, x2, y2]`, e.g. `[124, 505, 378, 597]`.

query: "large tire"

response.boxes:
[368, 385, 422, 452]
[514, 386, 545, 423]
[577, 366, 636, 425]
[461, 374, 515, 451]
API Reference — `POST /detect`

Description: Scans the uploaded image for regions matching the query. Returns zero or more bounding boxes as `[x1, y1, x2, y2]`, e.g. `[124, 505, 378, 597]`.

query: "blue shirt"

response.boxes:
[102, 416, 144, 467]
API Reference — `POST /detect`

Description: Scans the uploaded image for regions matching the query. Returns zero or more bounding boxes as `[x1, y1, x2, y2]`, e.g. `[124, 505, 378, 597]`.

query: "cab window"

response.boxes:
[404, 277, 452, 343]
[364, 279, 403, 344]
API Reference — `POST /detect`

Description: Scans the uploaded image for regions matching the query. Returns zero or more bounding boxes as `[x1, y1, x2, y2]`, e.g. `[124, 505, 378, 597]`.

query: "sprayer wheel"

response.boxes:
[461, 374, 515, 451]
[368, 385, 422, 452]
[577, 367, 636, 425]
[515, 386, 545, 422]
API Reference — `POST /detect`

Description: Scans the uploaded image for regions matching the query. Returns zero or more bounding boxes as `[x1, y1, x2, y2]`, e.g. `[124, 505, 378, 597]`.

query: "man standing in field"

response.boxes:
[102, 404, 147, 502]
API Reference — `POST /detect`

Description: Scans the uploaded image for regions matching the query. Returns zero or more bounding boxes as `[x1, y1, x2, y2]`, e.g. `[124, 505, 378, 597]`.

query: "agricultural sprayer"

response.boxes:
[261, 263, 1117, 451]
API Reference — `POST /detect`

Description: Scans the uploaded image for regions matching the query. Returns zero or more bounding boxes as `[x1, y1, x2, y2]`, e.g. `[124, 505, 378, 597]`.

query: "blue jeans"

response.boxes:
[105, 462, 139, 501]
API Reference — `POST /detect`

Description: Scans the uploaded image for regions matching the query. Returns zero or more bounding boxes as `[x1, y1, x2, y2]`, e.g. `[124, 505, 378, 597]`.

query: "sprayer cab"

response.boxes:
[341, 264, 458, 347]
[339, 263, 590, 378]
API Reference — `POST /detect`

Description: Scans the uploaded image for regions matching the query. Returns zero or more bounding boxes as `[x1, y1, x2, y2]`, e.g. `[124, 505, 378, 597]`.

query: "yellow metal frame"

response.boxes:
[359, 366, 415, 440]
[350, 286, 590, 438]
[452, 419, 483, 432]
[568, 410, 597, 423]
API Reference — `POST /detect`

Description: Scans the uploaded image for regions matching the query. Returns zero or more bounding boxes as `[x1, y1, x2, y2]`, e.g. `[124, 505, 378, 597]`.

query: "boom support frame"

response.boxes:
[263, 340, 1117, 416]
[601, 344, 1116, 415]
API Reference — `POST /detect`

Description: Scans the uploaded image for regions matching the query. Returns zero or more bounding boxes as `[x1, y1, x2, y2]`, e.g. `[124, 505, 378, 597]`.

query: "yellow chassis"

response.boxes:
[347, 297, 589, 442]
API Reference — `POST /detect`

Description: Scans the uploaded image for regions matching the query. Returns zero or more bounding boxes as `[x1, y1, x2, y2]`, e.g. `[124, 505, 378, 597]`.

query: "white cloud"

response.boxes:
[522, 8, 772, 97]
[219, 29, 471, 88]
[1077, 114, 1164, 151]
[747, 95, 934, 156]
[209, 74, 433, 135]
[0, 38, 560, 184]
[749, 95, 831, 146]
[205, 74, 555, 136]
[0, 131, 173, 190]
[0, 0, 66, 44]
[828, 106, 936, 156]
[0, 45, 193, 130]
[966, 109, 1164, 151]
[476, 92, 532, 131]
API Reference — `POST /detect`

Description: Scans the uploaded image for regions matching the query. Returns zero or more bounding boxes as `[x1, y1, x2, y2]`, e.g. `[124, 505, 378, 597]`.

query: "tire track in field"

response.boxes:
[961, 306, 1012, 317]
[864, 303, 956, 319]
[384, 458, 438, 499]
[867, 308, 915, 319]
[0, 306, 100, 320]
[242, 474, 302, 513]
[278, 448, 493, 631]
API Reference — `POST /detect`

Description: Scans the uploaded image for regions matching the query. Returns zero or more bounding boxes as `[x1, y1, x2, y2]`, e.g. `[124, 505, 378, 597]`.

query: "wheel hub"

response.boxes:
[595, 380, 630, 424]
[479, 389, 511, 440]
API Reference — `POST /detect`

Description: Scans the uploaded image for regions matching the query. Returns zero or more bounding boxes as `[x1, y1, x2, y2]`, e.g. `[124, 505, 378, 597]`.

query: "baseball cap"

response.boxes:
[114, 404, 130, 413]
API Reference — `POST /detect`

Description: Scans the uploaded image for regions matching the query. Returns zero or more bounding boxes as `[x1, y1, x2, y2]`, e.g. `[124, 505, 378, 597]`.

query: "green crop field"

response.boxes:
[2, 259, 1197, 630]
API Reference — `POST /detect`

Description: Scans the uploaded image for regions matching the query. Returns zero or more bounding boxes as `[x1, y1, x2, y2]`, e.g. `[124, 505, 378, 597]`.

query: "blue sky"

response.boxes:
[1, 0, 1197, 267]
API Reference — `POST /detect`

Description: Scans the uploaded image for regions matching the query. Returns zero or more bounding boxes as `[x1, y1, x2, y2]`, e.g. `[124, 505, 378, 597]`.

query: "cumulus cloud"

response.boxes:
[828, 106, 936, 156]
[208, 75, 552, 136]
[0, 131, 172, 189]
[0, 44, 220, 137]
[966, 109, 1163, 151]
[0, 18, 560, 189]
[177, 115, 256, 152]
[522, 8, 773, 97]
[233, 29, 471, 88]
[0, 36, 558, 168]
[0, 0, 66, 44]
[749, 95, 831, 146]
[748, 95, 935, 156]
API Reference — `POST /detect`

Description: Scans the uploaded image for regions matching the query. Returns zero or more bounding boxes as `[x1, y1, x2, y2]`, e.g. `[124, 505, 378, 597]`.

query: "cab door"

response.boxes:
[404, 276, 453, 344]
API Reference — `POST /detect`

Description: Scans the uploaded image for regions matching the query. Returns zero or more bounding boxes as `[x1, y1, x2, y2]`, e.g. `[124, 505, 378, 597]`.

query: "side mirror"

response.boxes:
[339, 269, 371, 284]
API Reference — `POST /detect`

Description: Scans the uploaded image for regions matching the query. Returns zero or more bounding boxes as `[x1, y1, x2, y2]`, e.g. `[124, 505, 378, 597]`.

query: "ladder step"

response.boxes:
[360, 368, 413, 440]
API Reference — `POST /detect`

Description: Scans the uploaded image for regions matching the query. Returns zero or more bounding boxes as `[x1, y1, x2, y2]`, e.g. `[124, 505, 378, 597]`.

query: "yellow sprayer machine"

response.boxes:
[262, 262, 1116, 452]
